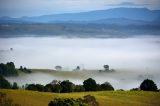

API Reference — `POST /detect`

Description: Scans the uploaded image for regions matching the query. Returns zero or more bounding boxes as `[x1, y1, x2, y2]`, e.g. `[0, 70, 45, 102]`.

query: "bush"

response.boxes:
[48, 98, 88, 106]
[83, 78, 97, 91]
[84, 95, 99, 106]
[48, 95, 99, 106]
[140, 79, 158, 91]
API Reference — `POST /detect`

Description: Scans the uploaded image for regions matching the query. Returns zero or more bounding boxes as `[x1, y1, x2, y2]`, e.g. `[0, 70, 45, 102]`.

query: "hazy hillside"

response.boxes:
[0, 23, 160, 38]
[0, 7, 160, 23]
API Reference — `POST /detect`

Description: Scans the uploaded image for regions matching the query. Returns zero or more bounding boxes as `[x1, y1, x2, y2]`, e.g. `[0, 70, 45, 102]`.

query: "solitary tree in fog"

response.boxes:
[104, 65, 109, 71]
[12, 82, 19, 89]
[55, 66, 62, 71]
[140, 79, 157, 91]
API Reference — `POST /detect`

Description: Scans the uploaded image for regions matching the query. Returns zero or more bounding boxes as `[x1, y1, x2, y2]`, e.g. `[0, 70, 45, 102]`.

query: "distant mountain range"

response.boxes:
[0, 7, 160, 25]
[0, 7, 160, 38]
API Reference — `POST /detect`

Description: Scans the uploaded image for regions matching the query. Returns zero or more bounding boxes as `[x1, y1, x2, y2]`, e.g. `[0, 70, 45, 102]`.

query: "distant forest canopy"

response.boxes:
[0, 23, 160, 38]
[0, 62, 18, 76]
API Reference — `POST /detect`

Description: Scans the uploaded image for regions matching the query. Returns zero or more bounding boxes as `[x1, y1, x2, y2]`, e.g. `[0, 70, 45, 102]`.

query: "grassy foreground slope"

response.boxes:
[1, 89, 160, 106]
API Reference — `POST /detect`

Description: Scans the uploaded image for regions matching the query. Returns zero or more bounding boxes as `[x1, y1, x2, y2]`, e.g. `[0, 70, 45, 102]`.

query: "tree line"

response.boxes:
[0, 70, 158, 92]
[25, 78, 114, 93]
[0, 62, 18, 76]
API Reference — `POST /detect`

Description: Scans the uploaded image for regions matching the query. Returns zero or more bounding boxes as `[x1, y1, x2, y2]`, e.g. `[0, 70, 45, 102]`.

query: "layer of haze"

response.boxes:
[0, 36, 160, 89]
[0, 36, 160, 71]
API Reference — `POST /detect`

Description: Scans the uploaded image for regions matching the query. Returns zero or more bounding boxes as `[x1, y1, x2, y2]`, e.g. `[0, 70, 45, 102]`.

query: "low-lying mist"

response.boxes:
[5, 69, 160, 90]
[0, 36, 160, 89]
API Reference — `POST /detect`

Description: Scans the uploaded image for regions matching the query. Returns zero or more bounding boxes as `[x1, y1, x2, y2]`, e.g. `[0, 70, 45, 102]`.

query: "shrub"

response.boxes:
[84, 95, 99, 106]
[48, 98, 88, 106]
[48, 95, 99, 106]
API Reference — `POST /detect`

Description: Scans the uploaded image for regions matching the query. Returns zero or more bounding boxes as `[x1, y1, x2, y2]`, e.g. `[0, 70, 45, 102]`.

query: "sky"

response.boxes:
[0, 0, 160, 17]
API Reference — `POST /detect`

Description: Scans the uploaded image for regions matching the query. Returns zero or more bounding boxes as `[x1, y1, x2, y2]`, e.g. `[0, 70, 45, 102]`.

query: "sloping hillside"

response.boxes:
[1, 89, 160, 106]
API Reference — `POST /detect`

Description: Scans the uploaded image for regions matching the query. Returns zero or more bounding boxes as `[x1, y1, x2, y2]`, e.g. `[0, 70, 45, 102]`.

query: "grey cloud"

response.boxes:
[107, 1, 150, 7]
[118, 2, 150, 6]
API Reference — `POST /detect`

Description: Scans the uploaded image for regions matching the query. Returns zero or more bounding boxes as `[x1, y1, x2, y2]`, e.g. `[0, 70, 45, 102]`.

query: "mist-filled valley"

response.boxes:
[0, 36, 160, 90]
[1, 1, 160, 106]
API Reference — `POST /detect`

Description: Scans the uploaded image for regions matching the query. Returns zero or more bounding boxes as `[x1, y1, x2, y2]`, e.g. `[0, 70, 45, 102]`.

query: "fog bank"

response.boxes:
[0, 36, 160, 71]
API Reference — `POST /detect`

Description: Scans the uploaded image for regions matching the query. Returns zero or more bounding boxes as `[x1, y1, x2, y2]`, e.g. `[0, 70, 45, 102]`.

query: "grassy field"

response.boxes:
[1, 89, 160, 106]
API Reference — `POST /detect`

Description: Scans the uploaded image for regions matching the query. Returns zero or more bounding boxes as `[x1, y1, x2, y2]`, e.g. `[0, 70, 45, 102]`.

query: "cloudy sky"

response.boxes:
[0, 0, 160, 17]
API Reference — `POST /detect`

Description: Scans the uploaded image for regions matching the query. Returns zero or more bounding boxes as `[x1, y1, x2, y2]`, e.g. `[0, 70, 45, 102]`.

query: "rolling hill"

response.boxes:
[1, 89, 160, 106]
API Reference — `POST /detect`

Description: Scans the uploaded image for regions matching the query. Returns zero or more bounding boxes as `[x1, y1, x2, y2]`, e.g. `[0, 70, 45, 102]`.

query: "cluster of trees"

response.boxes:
[25, 78, 114, 93]
[49, 95, 98, 106]
[99, 65, 116, 72]
[0, 62, 18, 76]
[0, 75, 19, 89]
[19, 66, 31, 73]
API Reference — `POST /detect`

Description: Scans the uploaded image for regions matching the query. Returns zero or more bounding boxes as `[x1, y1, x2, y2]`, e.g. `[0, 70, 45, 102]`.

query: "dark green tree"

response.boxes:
[26, 84, 37, 91]
[0, 62, 18, 76]
[101, 82, 114, 91]
[44, 84, 53, 92]
[140, 79, 158, 91]
[35, 84, 44, 91]
[83, 78, 97, 91]
[74, 85, 85, 92]
[0, 75, 11, 89]
[60, 80, 74, 93]
[52, 84, 61, 93]
[19, 66, 23, 70]
[12, 82, 19, 89]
